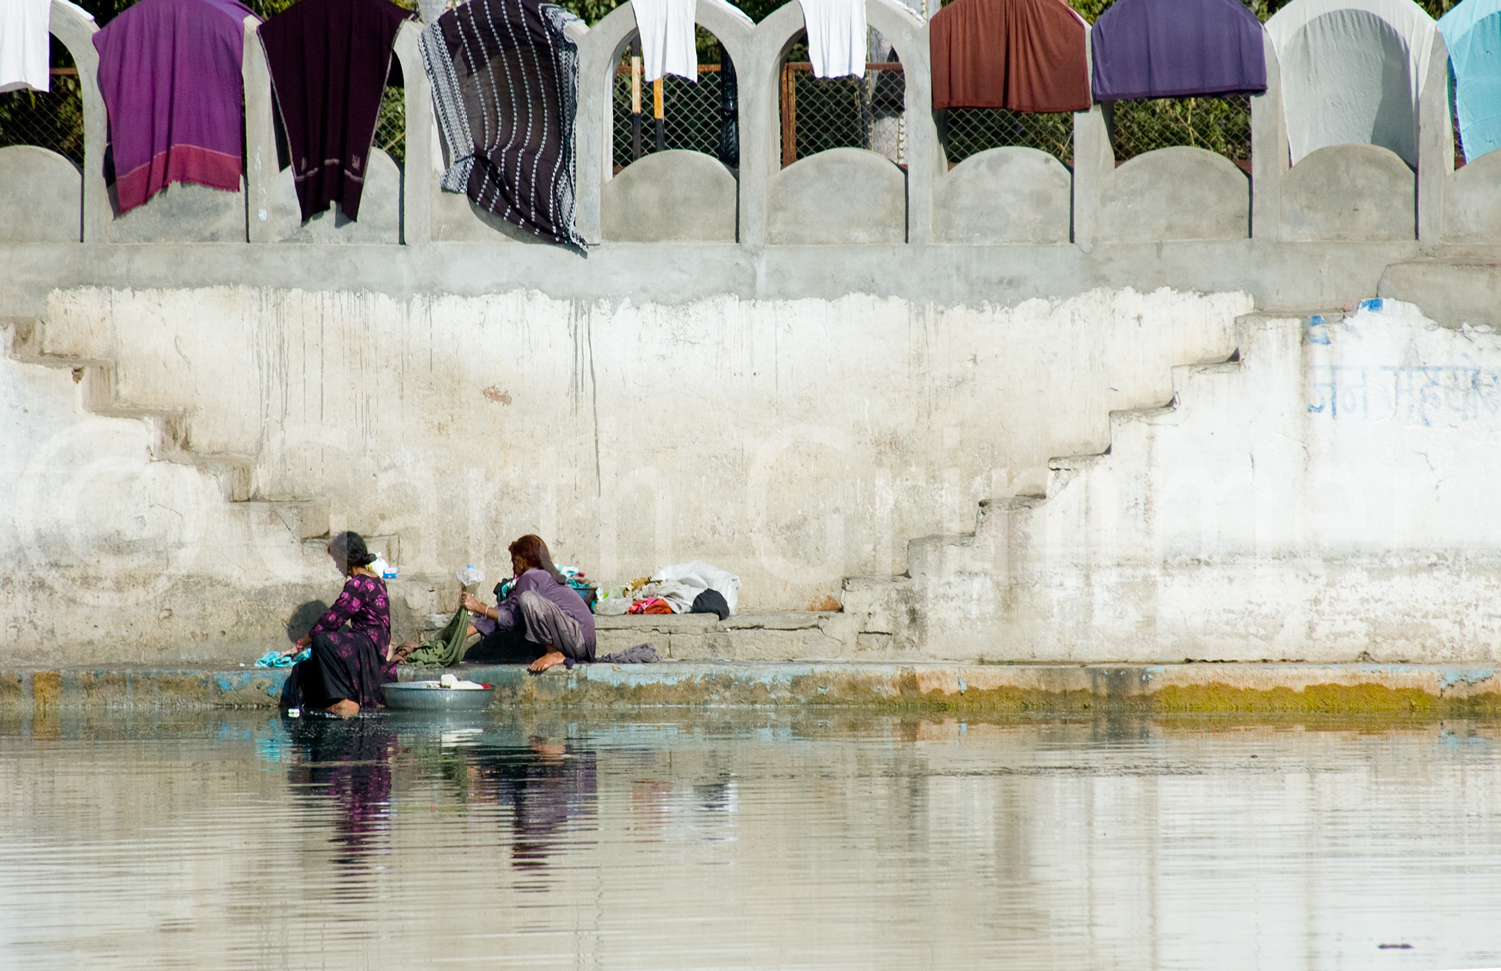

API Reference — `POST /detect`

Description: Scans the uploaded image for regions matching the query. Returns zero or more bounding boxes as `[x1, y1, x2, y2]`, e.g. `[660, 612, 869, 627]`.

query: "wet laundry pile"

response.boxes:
[596, 561, 740, 620]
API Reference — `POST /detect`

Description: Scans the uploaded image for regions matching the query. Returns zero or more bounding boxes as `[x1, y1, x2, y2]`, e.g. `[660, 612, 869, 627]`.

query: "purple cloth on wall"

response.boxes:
[258, 0, 414, 222]
[92, 0, 255, 213]
[1090, 0, 1267, 102]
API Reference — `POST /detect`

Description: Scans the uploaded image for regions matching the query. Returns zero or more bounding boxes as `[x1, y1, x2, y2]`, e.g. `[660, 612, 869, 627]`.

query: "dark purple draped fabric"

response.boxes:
[1090, 0, 1267, 102]
[258, 0, 414, 222]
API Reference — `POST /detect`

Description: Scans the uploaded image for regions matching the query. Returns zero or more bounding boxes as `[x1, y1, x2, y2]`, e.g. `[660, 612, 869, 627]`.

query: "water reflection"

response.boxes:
[3, 711, 1501, 971]
[458, 736, 599, 878]
[282, 714, 395, 869]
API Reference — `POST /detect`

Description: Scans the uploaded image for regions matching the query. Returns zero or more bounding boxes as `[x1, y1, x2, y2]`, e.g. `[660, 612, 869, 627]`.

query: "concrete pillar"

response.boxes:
[573, 4, 632, 245]
[862, 0, 930, 244]
[243, 17, 277, 243]
[48, 0, 105, 243]
[393, 21, 431, 247]
[1070, 28, 1111, 250]
[1417, 30, 1452, 249]
[742, 3, 805, 248]
[1250, 29, 1287, 241]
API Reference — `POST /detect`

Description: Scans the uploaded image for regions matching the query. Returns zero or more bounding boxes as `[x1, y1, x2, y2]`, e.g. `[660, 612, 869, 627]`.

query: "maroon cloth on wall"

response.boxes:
[257, 0, 414, 222]
[929, 0, 1090, 113]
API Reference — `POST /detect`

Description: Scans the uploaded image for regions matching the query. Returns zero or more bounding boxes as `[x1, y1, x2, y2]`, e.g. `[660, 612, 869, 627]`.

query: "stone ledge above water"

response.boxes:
[2, 662, 1500, 715]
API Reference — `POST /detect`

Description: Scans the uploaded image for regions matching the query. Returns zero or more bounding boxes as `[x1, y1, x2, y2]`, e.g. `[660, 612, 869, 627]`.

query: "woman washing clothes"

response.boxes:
[461, 534, 595, 672]
[282, 531, 395, 715]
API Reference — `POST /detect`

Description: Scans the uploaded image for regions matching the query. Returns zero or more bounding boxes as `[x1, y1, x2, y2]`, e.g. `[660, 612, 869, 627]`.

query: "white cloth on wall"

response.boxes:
[799, 0, 867, 79]
[1266, 0, 1436, 166]
[633, 0, 698, 83]
[1, 0, 57, 93]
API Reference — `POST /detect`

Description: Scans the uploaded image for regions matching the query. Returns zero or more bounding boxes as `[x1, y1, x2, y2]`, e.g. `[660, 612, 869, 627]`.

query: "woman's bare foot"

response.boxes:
[528, 650, 566, 673]
[327, 699, 359, 717]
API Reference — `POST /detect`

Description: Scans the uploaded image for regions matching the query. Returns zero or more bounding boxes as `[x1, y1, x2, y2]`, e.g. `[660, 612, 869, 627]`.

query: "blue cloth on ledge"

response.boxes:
[255, 649, 310, 668]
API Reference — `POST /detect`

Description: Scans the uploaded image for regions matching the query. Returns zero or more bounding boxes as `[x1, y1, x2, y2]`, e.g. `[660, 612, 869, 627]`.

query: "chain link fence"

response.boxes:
[1108, 95, 1252, 165]
[612, 64, 734, 170]
[374, 85, 407, 167]
[939, 108, 1073, 167]
[0, 70, 85, 164]
[779, 62, 904, 167]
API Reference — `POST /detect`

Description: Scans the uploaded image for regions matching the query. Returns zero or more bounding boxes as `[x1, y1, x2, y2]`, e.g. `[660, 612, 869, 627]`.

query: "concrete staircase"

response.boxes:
[839, 313, 1273, 660]
[5, 314, 331, 544]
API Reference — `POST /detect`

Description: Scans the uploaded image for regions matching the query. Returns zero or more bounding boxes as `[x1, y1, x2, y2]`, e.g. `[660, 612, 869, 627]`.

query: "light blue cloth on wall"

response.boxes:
[1440, 0, 1501, 162]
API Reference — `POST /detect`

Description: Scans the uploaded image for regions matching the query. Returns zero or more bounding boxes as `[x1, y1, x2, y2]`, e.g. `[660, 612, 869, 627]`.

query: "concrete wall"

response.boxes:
[0, 147, 80, 243]
[1097, 148, 1249, 243]
[846, 300, 1501, 664]
[9, 3, 1501, 664]
[933, 148, 1070, 245]
[602, 151, 738, 243]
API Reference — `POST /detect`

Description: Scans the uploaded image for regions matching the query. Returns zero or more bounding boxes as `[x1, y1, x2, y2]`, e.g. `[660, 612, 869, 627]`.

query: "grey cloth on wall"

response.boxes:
[1267, 0, 1436, 168]
[597, 643, 661, 664]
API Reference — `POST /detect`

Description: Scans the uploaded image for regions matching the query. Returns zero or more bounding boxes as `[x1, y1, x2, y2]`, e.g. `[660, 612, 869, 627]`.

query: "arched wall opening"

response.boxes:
[610, 25, 741, 173]
[1103, 96, 1251, 170]
[777, 27, 905, 168]
[937, 105, 1073, 168]
[0, 34, 84, 164]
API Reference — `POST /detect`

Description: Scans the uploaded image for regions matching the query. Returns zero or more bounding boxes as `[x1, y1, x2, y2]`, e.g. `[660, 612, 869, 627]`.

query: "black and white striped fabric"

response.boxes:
[420, 0, 586, 248]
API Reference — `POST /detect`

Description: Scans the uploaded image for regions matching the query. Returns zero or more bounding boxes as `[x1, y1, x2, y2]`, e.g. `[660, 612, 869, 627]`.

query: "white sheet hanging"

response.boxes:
[1, 0, 58, 94]
[1266, 0, 1436, 166]
[633, 0, 698, 83]
[798, 0, 867, 79]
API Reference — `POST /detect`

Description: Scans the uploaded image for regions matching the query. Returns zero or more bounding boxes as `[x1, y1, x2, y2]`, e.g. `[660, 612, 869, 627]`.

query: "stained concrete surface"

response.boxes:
[602, 150, 738, 242]
[932, 147, 1071, 244]
[5, 661, 1501, 713]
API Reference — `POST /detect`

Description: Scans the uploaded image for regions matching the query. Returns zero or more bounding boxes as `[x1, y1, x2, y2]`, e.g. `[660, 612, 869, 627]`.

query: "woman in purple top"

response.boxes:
[282, 531, 395, 715]
[461, 534, 595, 673]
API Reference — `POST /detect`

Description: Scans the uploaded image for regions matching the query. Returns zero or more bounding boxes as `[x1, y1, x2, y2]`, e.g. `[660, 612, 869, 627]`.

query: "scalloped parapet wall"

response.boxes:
[3, 0, 1493, 260]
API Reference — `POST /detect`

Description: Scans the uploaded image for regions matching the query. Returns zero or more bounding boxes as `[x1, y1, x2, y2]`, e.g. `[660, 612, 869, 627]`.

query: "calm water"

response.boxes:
[0, 709, 1498, 971]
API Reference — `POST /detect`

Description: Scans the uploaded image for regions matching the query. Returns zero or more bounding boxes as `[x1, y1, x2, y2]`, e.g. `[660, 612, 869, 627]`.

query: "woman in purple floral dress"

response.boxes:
[281, 531, 395, 716]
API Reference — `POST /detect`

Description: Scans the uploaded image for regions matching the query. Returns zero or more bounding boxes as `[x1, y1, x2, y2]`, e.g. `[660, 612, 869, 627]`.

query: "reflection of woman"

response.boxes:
[282, 531, 395, 715]
[461, 534, 595, 672]
[465, 738, 598, 871]
[283, 715, 394, 868]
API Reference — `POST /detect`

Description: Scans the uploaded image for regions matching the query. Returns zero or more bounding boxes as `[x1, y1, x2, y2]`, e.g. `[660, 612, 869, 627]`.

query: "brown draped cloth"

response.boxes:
[258, 0, 415, 222]
[930, 0, 1091, 113]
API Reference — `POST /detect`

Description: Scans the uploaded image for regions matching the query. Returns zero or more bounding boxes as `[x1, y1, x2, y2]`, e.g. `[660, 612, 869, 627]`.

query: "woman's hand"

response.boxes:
[461, 592, 487, 615]
[284, 636, 311, 656]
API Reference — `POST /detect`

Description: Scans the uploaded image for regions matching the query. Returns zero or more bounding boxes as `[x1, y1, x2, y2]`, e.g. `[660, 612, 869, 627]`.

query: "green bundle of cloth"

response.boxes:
[400, 607, 471, 667]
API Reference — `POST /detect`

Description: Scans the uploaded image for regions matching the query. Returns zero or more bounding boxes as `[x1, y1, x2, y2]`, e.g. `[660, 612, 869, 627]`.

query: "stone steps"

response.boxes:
[4, 313, 337, 541]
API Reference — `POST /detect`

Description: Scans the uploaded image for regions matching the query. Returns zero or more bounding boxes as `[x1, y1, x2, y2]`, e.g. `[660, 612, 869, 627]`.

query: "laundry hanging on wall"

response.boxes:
[798, 0, 868, 79]
[929, 0, 1090, 113]
[92, 0, 254, 214]
[258, 0, 415, 223]
[420, 0, 587, 248]
[3, 0, 94, 94]
[1439, 0, 1501, 163]
[1266, 0, 1435, 167]
[633, 0, 698, 83]
[1090, 0, 1266, 102]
